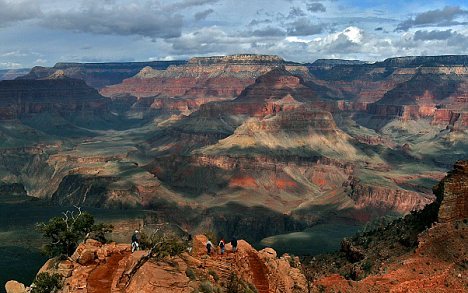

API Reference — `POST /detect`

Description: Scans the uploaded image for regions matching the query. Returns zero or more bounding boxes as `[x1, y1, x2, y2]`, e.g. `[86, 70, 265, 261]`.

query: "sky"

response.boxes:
[0, 0, 467, 69]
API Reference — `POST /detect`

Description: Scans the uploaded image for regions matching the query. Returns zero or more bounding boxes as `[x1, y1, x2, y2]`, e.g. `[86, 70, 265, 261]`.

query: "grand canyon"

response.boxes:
[1, 53, 467, 292]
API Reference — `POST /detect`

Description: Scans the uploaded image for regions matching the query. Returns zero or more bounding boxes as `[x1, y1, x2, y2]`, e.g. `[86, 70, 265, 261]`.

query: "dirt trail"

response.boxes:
[247, 251, 270, 293]
[87, 251, 129, 293]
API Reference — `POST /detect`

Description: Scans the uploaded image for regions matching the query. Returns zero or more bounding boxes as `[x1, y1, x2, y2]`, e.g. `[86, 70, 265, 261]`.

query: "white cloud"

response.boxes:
[0, 62, 22, 69]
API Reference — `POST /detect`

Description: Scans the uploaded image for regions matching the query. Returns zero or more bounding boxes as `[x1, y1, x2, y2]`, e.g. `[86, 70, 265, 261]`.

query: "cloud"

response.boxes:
[413, 29, 458, 41]
[194, 9, 214, 21]
[396, 6, 468, 31]
[0, 0, 42, 27]
[0, 62, 22, 69]
[288, 7, 306, 18]
[167, 27, 241, 55]
[166, 0, 219, 12]
[251, 26, 286, 37]
[287, 18, 325, 36]
[41, 2, 183, 39]
[306, 3, 326, 13]
[248, 19, 273, 26]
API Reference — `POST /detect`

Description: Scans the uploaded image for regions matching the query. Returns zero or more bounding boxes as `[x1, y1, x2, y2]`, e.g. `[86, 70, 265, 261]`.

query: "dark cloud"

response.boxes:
[413, 29, 458, 41]
[0, 0, 41, 27]
[306, 3, 326, 13]
[396, 6, 468, 31]
[248, 19, 273, 26]
[251, 26, 286, 37]
[288, 7, 306, 18]
[166, 0, 219, 12]
[41, 2, 183, 39]
[287, 18, 324, 36]
[194, 9, 214, 21]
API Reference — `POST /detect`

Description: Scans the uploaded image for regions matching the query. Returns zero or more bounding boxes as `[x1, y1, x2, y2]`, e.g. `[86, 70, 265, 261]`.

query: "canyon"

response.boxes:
[5, 160, 467, 293]
[0, 54, 466, 291]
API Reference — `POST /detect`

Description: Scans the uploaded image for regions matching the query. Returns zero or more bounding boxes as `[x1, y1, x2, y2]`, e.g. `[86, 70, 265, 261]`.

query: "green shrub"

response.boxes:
[362, 260, 372, 273]
[31, 272, 62, 293]
[140, 231, 188, 259]
[226, 273, 258, 293]
[199, 280, 222, 293]
[208, 269, 219, 282]
[186, 267, 197, 280]
[36, 208, 113, 256]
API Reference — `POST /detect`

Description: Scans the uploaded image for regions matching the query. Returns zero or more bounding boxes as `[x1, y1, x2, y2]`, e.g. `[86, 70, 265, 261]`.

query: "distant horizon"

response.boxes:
[1, 0, 467, 69]
[1, 53, 467, 70]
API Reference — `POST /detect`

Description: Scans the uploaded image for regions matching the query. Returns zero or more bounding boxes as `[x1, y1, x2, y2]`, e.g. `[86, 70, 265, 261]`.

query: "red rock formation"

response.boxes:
[309, 160, 468, 292]
[101, 55, 310, 115]
[13, 235, 306, 293]
[0, 77, 107, 120]
[18, 61, 185, 89]
[434, 160, 468, 222]
[345, 177, 435, 214]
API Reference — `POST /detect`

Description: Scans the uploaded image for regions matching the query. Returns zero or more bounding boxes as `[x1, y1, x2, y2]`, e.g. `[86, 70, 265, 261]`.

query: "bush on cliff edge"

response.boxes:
[36, 207, 113, 257]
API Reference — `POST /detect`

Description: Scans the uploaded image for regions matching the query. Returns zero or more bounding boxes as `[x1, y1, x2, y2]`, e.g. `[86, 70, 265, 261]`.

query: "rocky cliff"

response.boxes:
[18, 61, 185, 89]
[6, 235, 307, 293]
[100, 55, 310, 116]
[308, 55, 468, 129]
[305, 160, 468, 292]
[0, 69, 30, 81]
[0, 77, 107, 120]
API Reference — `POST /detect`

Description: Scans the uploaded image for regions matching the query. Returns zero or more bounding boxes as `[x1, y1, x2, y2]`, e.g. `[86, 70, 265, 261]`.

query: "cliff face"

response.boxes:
[100, 55, 310, 116]
[308, 55, 468, 129]
[0, 78, 108, 120]
[142, 65, 439, 221]
[0, 69, 30, 80]
[434, 160, 468, 222]
[306, 160, 468, 292]
[18, 61, 186, 89]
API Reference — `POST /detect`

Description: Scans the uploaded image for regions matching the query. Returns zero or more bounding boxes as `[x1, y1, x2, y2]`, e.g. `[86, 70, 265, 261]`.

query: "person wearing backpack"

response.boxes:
[206, 239, 213, 255]
[131, 230, 141, 253]
[218, 239, 225, 255]
[231, 236, 238, 252]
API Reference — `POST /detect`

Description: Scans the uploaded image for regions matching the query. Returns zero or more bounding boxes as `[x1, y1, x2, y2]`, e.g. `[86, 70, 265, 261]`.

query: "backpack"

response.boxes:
[206, 242, 212, 249]
[219, 240, 225, 248]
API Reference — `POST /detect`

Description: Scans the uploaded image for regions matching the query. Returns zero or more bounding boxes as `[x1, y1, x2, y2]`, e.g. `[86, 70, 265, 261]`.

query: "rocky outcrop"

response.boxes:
[306, 160, 468, 292]
[18, 61, 185, 89]
[433, 160, 468, 222]
[4, 280, 26, 293]
[345, 177, 434, 214]
[17, 235, 306, 293]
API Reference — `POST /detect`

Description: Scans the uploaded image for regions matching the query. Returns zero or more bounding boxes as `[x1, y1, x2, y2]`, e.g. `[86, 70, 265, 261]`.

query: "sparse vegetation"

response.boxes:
[139, 230, 187, 258]
[226, 273, 258, 293]
[208, 269, 219, 282]
[186, 267, 197, 280]
[198, 280, 222, 293]
[35, 207, 113, 256]
[31, 272, 62, 293]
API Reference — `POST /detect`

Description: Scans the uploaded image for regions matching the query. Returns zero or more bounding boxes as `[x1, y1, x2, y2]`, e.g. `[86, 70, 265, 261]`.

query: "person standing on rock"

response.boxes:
[187, 234, 193, 253]
[131, 230, 141, 253]
[206, 239, 213, 255]
[219, 238, 225, 255]
[231, 236, 238, 252]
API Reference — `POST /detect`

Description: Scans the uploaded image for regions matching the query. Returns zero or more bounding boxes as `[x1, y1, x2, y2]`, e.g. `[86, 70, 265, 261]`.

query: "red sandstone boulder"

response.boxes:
[4, 281, 26, 293]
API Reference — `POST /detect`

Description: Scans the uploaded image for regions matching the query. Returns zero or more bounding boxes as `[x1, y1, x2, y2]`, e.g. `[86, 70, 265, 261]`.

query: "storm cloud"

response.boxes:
[0, 0, 41, 27]
[306, 3, 326, 13]
[397, 6, 468, 31]
[41, 2, 183, 38]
